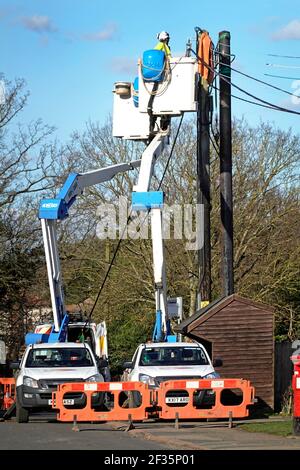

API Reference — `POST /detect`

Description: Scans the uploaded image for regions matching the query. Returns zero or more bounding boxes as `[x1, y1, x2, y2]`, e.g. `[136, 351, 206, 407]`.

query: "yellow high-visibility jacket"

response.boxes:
[154, 41, 171, 57]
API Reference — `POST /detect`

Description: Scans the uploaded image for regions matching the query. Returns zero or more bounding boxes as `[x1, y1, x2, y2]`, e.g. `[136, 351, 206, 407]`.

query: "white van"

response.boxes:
[33, 319, 110, 381]
[34, 319, 108, 359]
[122, 341, 222, 407]
[14, 342, 105, 423]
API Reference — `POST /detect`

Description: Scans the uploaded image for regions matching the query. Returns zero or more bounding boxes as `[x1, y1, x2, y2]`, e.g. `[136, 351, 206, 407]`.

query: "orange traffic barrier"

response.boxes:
[53, 378, 255, 423]
[158, 378, 255, 420]
[53, 381, 152, 422]
[0, 378, 16, 410]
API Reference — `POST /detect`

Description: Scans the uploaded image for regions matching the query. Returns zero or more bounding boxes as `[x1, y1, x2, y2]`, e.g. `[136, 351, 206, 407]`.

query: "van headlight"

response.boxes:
[138, 374, 156, 386]
[86, 374, 103, 382]
[24, 376, 39, 388]
[203, 372, 220, 379]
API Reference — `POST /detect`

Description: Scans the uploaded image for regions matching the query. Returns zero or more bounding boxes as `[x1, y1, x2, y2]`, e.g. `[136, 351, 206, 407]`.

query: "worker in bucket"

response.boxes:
[154, 31, 171, 57]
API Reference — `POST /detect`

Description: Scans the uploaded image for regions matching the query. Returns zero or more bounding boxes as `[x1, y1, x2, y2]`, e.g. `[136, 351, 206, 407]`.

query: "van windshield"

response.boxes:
[139, 347, 209, 366]
[25, 348, 94, 368]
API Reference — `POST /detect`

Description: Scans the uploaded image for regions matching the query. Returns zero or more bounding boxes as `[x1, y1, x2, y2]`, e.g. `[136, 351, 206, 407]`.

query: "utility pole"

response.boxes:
[196, 28, 212, 309]
[219, 31, 234, 296]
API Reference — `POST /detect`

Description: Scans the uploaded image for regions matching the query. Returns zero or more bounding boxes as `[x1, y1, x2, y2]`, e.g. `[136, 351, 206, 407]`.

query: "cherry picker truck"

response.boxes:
[26, 42, 202, 351]
[28, 129, 175, 350]
[2, 33, 258, 426]
[26, 161, 142, 353]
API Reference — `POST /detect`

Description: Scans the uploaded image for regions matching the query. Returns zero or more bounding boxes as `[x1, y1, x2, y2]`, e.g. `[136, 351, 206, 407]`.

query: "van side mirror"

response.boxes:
[213, 358, 223, 367]
[10, 361, 20, 370]
[123, 361, 133, 370]
[97, 358, 108, 369]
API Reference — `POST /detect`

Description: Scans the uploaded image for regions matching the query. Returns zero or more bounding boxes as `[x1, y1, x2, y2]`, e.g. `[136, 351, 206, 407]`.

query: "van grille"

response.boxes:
[155, 376, 203, 385]
[39, 378, 84, 390]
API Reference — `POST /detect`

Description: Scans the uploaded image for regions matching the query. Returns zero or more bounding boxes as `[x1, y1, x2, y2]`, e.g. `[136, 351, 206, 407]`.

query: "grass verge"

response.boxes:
[239, 420, 293, 437]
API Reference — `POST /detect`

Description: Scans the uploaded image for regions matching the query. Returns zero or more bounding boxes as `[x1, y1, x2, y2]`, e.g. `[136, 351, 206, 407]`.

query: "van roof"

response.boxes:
[31, 342, 88, 349]
[141, 342, 200, 348]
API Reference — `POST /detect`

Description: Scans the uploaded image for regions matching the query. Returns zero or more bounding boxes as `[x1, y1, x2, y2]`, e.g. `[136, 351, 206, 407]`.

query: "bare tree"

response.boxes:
[0, 76, 57, 208]
[38, 115, 299, 358]
[0, 76, 59, 358]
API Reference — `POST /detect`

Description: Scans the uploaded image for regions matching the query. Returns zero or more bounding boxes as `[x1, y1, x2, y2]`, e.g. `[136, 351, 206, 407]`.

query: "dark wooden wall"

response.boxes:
[275, 341, 293, 412]
[190, 299, 274, 409]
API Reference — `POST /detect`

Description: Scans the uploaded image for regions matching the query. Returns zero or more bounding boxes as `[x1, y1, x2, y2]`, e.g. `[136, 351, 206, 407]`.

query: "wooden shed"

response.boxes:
[176, 294, 275, 410]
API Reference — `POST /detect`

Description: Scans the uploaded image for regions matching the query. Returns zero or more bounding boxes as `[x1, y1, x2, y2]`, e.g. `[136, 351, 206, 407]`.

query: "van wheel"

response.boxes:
[16, 399, 29, 423]
[129, 391, 142, 408]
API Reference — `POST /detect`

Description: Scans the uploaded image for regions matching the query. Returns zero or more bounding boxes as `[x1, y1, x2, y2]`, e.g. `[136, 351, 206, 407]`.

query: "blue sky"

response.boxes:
[1, 0, 300, 142]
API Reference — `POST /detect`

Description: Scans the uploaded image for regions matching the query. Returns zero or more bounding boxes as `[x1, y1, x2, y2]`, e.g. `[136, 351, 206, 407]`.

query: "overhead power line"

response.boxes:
[268, 54, 300, 59]
[190, 48, 300, 116]
[266, 63, 300, 69]
[218, 60, 296, 98]
[264, 73, 300, 80]
[212, 83, 279, 111]
[219, 72, 300, 116]
[231, 92, 281, 110]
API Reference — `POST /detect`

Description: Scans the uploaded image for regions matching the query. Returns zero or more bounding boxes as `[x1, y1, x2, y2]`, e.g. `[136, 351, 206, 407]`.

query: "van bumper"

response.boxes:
[16, 385, 103, 409]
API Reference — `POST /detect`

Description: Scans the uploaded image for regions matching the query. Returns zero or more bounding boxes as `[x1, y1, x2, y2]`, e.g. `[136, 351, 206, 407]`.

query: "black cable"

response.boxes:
[213, 45, 236, 62]
[218, 60, 296, 98]
[219, 72, 300, 116]
[84, 211, 132, 329]
[231, 93, 279, 110]
[85, 116, 184, 324]
[209, 134, 220, 157]
[191, 48, 300, 116]
[268, 54, 300, 59]
[266, 63, 300, 69]
[212, 83, 279, 111]
[264, 73, 300, 80]
[158, 114, 184, 190]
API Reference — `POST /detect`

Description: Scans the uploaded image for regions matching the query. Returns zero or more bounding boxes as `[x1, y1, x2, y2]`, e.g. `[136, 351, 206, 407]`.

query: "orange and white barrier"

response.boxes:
[158, 378, 255, 420]
[0, 378, 16, 411]
[53, 381, 152, 422]
[53, 378, 255, 423]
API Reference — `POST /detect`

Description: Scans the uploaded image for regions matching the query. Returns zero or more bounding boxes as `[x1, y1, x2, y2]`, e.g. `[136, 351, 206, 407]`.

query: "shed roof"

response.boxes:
[175, 293, 274, 335]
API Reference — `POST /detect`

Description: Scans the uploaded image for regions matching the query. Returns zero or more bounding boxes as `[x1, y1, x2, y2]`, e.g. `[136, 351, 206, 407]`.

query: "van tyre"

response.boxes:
[16, 399, 29, 423]
[130, 391, 142, 408]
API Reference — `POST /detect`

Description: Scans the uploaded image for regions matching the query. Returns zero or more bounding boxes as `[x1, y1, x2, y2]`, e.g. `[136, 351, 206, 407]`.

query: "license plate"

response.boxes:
[63, 399, 74, 405]
[165, 396, 189, 404]
[48, 399, 74, 405]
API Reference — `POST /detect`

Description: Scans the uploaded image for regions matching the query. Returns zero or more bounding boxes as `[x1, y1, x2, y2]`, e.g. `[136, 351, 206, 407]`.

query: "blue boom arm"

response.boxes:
[25, 161, 141, 345]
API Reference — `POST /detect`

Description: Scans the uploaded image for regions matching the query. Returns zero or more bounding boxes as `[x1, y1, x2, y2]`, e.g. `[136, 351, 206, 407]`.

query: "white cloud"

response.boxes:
[248, 17, 280, 35]
[279, 97, 300, 111]
[272, 19, 300, 41]
[110, 57, 137, 75]
[83, 23, 118, 42]
[291, 80, 300, 106]
[21, 15, 57, 34]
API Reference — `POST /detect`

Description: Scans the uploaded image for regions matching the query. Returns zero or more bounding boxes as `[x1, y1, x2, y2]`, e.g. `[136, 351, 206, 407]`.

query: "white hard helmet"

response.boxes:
[157, 31, 170, 42]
